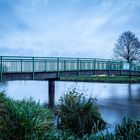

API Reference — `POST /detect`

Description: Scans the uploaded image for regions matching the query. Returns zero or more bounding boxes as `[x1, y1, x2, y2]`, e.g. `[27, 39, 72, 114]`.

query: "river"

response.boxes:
[0, 81, 140, 126]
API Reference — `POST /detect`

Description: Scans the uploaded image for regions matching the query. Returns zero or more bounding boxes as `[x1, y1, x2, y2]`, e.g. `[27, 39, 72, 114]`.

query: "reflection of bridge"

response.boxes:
[0, 56, 140, 107]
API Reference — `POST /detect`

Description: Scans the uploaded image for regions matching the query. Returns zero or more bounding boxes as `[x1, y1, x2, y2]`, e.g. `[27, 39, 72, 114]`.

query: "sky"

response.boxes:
[0, 0, 140, 59]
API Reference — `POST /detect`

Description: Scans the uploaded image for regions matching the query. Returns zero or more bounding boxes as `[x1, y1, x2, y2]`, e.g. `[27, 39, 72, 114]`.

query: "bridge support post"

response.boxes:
[48, 79, 55, 108]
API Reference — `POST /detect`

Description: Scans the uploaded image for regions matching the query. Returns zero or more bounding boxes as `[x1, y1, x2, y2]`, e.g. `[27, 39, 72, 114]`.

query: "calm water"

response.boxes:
[0, 81, 140, 126]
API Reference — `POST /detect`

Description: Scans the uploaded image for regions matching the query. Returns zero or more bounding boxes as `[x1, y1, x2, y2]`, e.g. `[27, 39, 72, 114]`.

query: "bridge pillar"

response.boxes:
[48, 79, 55, 108]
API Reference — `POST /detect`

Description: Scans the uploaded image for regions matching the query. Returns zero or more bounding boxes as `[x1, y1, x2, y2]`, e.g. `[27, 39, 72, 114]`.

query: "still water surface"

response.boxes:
[0, 81, 140, 126]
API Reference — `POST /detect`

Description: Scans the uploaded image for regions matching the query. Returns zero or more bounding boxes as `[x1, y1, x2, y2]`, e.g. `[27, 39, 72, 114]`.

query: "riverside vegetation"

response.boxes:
[0, 90, 140, 140]
[60, 76, 140, 83]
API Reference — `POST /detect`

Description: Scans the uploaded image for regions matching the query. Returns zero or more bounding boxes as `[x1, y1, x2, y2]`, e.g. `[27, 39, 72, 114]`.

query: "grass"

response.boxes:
[60, 76, 140, 83]
[115, 117, 140, 139]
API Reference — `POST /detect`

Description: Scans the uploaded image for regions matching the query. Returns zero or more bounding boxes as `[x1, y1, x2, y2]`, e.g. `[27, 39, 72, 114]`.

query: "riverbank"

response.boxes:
[60, 76, 140, 83]
[1, 92, 140, 140]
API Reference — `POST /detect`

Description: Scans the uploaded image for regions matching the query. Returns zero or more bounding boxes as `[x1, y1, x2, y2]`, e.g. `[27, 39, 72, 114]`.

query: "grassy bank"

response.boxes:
[60, 76, 140, 83]
[0, 91, 140, 140]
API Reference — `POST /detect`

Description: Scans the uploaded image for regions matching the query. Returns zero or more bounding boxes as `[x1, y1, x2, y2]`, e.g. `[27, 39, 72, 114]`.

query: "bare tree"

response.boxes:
[113, 31, 140, 63]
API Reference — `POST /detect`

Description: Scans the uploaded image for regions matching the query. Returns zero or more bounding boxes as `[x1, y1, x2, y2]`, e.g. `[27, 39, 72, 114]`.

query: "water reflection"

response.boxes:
[128, 84, 132, 101]
[0, 81, 140, 125]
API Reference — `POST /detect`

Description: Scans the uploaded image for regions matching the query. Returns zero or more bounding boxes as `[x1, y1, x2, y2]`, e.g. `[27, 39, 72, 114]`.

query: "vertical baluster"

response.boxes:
[64, 60, 66, 71]
[0, 56, 3, 82]
[32, 57, 35, 80]
[21, 59, 22, 72]
[77, 58, 79, 76]
[57, 58, 59, 77]
[45, 59, 47, 72]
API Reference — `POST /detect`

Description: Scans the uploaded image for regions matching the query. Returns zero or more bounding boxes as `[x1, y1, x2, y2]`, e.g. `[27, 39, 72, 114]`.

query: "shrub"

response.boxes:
[0, 92, 53, 140]
[115, 117, 140, 140]
[0, 92, 11, 140]
[58, 88, 106, 135]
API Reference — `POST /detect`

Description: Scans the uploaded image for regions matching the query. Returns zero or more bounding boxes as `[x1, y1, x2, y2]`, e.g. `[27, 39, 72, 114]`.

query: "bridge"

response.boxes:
[0, 56, 140, 107]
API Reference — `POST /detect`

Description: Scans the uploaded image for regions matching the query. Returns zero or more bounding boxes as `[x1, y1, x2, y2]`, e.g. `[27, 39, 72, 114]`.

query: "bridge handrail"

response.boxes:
[0, 56, 140, 74]
[0, 55, 122, 61]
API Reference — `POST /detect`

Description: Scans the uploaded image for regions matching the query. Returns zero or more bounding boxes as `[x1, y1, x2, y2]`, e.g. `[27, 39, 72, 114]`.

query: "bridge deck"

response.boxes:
[0, 56, 140, 81]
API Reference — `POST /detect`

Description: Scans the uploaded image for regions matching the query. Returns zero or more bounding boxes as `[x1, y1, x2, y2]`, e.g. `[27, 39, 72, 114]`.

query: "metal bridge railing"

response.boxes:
[0, 56, 140, 75]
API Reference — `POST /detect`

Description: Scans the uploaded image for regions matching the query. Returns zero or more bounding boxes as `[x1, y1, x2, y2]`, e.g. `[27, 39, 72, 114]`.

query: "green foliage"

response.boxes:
[0, 92, 53, 140]
[1, 92, 140, 140]
[60, 76, 140, 83]
[0, 92, 11, 140]
[115, 117, 140, 140]
[58, 89, 106, 135]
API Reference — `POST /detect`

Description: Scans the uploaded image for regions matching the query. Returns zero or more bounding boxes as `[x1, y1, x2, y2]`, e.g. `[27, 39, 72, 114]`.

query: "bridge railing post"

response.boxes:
[0, 56, 3, 82]
[32, 57, 35, 80]
[21, 59, 23, 72]
[129, 62, 132, 77]
[57, 58, 59, 78]
[107, 60, 110, 76]
[45, 59, 47, 72]
[94, 59, 96, 75]
[119, 61, 123, 70]
[119, 61, 123, 75]
[64, 60, 66, 71]
[77, 58, 79, 76]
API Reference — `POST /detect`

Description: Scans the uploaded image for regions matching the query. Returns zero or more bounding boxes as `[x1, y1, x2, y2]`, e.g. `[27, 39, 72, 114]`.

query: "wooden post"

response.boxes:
[48, 80, 55, 108]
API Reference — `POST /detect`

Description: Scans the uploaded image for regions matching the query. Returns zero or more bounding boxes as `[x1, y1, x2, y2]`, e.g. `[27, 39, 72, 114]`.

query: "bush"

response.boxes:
[0, 92, 11, 140]
[58, 89, 106, 135]
[0, 92, 53, 140]
[115, 117, 140, 140]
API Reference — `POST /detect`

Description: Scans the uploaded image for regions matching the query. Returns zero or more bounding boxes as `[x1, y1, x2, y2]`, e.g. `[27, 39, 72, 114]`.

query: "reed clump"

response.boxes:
[58, 88, 106, 135]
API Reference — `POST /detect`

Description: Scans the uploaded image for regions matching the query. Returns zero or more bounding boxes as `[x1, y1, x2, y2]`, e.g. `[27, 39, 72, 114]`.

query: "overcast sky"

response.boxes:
[0, 0, 140, 58]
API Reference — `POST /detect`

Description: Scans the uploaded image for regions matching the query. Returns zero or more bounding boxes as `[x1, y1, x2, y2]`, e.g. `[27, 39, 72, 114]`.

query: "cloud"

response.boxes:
[0, 0, 140, 58]
[0, 46, 33, 56]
